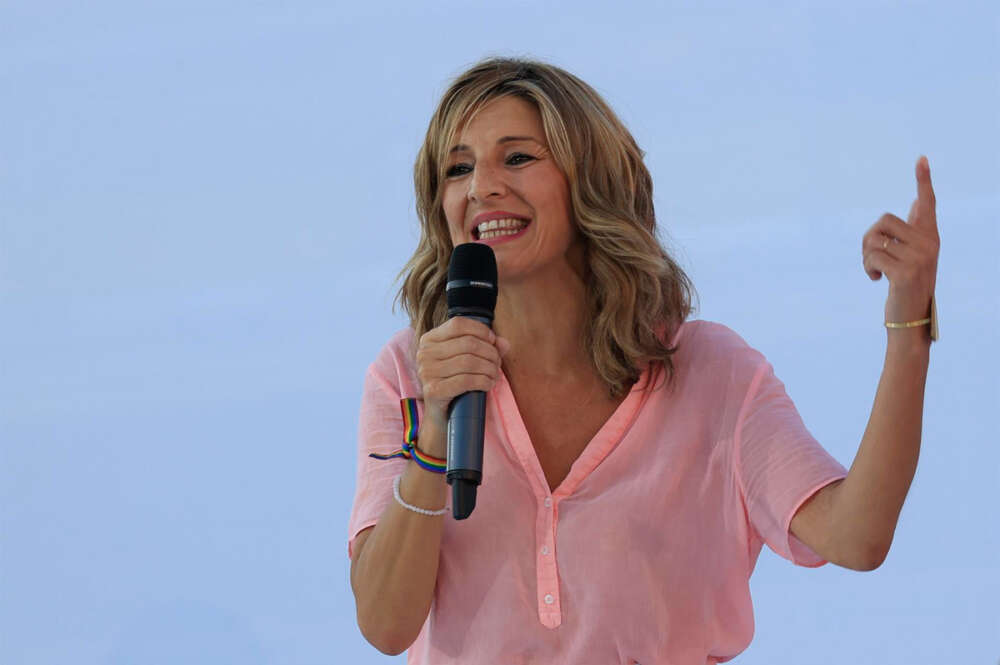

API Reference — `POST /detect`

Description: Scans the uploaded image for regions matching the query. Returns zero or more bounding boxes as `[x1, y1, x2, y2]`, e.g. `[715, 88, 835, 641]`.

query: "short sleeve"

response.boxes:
[735, 358, 848, 567]
[346, 330, 422, 559]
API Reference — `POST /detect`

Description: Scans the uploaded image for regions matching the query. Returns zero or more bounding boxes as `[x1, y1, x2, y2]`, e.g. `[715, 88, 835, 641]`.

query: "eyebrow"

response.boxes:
[448, 136, 542, 154]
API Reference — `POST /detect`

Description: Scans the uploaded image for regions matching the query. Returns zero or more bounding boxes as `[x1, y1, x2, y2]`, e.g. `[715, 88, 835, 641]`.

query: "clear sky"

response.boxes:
[2, 1, 998, 663]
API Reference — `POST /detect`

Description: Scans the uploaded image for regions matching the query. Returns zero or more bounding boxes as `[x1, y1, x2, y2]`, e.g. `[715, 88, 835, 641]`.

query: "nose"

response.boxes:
[467, 161, 507, 202]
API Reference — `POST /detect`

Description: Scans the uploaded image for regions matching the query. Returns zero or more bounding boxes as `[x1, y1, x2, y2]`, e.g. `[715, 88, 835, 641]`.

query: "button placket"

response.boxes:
[535, 495, 561, 627]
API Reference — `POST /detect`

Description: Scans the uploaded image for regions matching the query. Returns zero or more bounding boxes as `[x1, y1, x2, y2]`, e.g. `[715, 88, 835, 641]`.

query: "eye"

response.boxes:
[507, 153, 535, 165]
[445, 163, 472, 177]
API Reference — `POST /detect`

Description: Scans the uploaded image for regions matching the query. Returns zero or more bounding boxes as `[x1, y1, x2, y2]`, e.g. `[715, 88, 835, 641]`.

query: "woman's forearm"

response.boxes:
[351, 421, 449, 655]
[832, 326, 931, 568]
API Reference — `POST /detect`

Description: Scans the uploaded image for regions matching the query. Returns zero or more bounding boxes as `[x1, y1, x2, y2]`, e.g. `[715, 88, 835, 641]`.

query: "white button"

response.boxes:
[541, 545, 550, 555]
[544, 593, 554, 604]
[544, 497, 552, 508]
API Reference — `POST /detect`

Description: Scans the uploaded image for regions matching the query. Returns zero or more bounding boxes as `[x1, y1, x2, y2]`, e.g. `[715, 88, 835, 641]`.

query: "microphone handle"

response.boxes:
[446, 314, 490, 520]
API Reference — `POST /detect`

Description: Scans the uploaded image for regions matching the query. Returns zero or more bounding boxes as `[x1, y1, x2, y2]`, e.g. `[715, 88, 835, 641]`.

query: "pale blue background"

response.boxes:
[3, 1, 998, 663]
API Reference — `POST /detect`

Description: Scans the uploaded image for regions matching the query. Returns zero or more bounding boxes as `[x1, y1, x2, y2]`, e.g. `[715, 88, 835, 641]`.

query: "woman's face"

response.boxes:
[441, 96, 579, 283]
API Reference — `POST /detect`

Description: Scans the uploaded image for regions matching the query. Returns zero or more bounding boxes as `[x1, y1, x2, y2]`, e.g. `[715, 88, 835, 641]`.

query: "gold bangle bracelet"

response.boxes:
[885, 318, 931, 329]
[884, 295, 939, 342]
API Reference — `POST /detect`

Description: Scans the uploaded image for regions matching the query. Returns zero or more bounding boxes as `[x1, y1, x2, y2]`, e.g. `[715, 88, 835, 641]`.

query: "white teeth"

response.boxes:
[479, 227, 525, 240]
[476, 217, 528, 234]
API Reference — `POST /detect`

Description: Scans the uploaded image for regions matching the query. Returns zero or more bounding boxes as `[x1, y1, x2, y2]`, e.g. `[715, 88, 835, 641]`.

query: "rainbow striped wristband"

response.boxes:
[368, 398, 447, 474]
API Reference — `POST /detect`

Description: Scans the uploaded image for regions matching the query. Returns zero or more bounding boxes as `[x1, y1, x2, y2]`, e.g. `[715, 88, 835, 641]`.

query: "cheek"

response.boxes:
[441, 191, 465, 240]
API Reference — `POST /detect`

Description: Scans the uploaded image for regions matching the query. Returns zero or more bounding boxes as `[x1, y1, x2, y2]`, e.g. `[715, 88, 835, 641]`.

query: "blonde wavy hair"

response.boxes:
[397, 56, 696, 397]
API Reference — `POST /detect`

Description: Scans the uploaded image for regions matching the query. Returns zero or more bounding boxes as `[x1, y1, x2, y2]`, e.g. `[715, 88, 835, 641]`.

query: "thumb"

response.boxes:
[495, 335, 512, 358]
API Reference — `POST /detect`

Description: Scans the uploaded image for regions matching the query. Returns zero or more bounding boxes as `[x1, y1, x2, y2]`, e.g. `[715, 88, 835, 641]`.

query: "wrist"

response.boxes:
[399, 465, 449, 512]
[416, 417, 448, 460]
[886, 327, 932, 360]
[367, 398, 448, 473]
[884, 294, 938, 343]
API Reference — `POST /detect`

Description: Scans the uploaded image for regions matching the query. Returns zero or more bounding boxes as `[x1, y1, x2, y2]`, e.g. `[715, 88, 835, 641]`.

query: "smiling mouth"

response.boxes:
[472, 217, 531, 240]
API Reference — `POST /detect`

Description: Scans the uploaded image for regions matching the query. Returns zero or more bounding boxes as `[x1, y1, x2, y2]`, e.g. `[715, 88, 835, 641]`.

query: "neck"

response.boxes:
[493, 260, 592, 380]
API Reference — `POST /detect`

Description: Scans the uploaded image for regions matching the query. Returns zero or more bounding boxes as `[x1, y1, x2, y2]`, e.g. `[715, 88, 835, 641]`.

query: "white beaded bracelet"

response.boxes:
[393, 475, 449, 516]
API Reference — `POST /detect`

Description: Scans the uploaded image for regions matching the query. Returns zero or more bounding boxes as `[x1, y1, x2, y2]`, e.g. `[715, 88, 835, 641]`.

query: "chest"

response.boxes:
[513, 385, 625, 492]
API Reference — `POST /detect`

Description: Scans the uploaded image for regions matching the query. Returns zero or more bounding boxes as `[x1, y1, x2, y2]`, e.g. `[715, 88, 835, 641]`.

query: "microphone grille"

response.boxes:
[446, 243, 497, 314]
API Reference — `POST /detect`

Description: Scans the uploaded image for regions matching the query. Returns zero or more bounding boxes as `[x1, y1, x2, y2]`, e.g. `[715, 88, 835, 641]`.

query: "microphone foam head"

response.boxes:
[446, 243, 498, 316]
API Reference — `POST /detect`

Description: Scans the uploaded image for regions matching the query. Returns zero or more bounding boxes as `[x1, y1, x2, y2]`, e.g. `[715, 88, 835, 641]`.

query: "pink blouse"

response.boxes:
[348, 320, 848, 664]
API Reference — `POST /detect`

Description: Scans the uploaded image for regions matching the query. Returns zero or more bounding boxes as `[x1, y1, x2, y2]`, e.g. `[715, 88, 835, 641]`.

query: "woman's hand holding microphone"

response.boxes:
[415, 317, 510, 459]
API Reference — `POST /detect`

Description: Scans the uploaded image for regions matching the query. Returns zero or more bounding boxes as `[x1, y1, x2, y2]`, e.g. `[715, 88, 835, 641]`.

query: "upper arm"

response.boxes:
[789, 479, 848, 567]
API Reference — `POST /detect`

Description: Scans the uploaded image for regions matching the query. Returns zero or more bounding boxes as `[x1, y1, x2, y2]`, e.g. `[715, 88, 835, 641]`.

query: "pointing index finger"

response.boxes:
[914, 155, 937, 229]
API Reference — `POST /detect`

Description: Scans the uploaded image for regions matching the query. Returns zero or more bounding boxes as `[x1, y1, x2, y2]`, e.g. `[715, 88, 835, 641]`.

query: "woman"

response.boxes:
[348, 57, 939, 663]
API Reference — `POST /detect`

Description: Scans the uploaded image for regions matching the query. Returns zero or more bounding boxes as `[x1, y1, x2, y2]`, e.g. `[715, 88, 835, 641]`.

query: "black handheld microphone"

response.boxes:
[445, 243, 498, 520]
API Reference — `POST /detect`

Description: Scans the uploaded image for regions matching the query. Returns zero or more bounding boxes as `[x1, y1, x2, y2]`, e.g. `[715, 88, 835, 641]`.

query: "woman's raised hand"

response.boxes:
[416, 317, 510, 438]
[861, 155, 940, 331]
